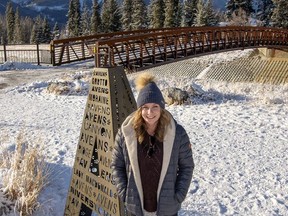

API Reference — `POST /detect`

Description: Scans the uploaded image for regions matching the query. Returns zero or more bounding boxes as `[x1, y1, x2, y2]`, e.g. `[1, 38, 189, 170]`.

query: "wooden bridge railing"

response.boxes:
[50, 27, 200, 66]
[50, 26, 288, 68]
[94, 26, 288, 69]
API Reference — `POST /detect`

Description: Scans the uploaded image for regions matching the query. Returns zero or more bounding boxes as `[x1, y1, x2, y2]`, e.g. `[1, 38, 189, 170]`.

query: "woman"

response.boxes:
[111, 73, 194, 216]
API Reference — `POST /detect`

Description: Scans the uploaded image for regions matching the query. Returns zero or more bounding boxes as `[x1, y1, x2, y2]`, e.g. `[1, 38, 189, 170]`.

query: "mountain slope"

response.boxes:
[1, 0, 71, 26]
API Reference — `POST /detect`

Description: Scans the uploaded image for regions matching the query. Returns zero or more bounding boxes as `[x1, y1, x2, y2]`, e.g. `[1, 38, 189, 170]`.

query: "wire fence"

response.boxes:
[0, 44, 51, 65]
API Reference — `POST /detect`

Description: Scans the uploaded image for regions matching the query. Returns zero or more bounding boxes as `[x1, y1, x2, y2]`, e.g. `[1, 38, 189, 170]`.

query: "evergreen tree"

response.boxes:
[182, 0, 198, 27]
[256, 0, 274, 26]
[101, 0, 121, 33]
[226, 0, 254, 20]
[67, 0, 81, 37]
[66, 0, 75, 37]
[67, 0, 75, 36]
[271, 0, 288, 28]
[30, 24, 37, 44]
[205, 0, 218, 26]
[226, 0, 236, 20]
[22, 16, 34, 43]
[121, 0, 133, 31]
[148, 0, 165, 28]
[42, 17, 51, 43]
[52, 22, 60, 39]
[0, 22, 2, 42]
[91, 0, 101, 33]
[216, 10, 226, 23]
[73, 0, 81, 36]
[101, 0, 110, 32]
[60, 28, 67, 39]
[110, 0, 122, 32]
[164, 0, 181, 28]
[164, 0, 174, 28]
[131, 0, 147, 30]
[174, 0, 183, 27]
[6, 1, 15, 44]
[229, 7, 249, 25]
[239, 0, 254, 16]
[1, 11, 33, 44]
[36, 18, 44, 43]
[81, 0, 91, 35]
[13, 7, 23, 44]
[30, 16, 43, 44]
[0, 21, 4, 44]
[195, 0, 206, 26]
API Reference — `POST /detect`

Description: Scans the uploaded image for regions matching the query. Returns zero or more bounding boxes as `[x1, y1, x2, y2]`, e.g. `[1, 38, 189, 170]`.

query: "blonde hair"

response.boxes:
[132, 108, 171, 144]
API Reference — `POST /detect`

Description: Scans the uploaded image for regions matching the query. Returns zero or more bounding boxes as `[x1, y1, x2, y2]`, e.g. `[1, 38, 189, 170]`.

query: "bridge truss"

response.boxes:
[50, 26, 288, 69]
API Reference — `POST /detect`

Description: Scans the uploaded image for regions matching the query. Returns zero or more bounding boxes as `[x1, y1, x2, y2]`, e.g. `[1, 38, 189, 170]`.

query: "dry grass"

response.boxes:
[46, 82, 70, 95]
[45, 72, 91, 95]
[0, 133, 50, 216]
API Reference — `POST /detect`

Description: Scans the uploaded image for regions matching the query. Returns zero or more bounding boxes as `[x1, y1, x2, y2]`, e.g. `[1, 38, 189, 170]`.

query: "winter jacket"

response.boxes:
[111, 110, 194, 216]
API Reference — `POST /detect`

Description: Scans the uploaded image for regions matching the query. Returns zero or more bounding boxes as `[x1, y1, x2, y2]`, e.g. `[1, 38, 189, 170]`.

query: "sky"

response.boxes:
[0, 49, 287, 216]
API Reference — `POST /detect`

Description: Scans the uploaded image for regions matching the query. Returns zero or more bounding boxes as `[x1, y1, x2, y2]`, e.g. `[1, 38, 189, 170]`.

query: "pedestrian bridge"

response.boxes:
[50, 26, 288, 70]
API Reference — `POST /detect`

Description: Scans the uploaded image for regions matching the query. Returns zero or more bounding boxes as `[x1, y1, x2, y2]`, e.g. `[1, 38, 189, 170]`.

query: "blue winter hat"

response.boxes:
[137, 81, 165, 109]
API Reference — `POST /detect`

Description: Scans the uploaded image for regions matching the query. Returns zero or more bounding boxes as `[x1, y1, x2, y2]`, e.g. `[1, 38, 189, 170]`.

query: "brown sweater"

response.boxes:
[138, 134, 163, 212]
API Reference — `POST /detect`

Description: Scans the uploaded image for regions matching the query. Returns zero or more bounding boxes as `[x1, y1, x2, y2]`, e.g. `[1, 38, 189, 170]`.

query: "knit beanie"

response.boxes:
[135, 73, 165, 109]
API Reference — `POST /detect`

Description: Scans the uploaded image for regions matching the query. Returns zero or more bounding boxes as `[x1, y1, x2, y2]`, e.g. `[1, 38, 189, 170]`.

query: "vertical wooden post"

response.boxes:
[94, 42, 100, 68]
[50, 42, 55, 66]
[36, 44, 40, 65]
[4, 44, 7, 62]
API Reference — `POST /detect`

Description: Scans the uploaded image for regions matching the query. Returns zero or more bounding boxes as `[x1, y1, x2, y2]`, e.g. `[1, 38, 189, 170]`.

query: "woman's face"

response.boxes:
[141, 103, 161, 127]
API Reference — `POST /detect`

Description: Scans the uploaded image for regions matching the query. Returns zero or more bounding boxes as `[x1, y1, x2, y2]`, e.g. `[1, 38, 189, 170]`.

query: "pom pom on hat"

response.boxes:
[135, 73, 165, 109]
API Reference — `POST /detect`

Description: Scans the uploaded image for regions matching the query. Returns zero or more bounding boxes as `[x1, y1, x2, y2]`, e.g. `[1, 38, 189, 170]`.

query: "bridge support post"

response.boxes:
[258, 48, 275, 57]
[258, 48, 288, 59]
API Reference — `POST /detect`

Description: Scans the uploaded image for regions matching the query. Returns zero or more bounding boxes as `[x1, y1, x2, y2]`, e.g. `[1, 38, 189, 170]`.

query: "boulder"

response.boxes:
[162, 87, 190, 105]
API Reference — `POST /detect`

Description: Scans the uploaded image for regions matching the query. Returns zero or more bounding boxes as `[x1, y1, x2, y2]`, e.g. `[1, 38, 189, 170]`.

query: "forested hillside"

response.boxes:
[1, 0, 227, 26]
[0, 0, 287, 45]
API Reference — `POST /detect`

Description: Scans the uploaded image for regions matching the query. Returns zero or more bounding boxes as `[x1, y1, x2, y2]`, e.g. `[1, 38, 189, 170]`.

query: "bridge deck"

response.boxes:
[50, 26, 288, 69]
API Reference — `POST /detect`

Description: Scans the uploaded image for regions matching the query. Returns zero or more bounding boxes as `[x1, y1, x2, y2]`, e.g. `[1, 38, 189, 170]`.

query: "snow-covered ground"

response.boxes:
[0, 50, 287, 216]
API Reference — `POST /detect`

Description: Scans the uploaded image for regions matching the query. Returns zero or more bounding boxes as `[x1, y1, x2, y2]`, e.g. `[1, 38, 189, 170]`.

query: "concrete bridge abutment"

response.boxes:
[258, 48, 288, 59]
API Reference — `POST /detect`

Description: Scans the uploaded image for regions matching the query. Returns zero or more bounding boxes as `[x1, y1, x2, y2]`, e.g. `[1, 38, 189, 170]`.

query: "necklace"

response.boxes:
[147, 135, 156, 158]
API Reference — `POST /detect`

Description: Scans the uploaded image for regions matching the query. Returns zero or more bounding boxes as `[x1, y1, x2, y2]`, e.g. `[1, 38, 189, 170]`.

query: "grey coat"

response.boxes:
[111, 110, 194, 216]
